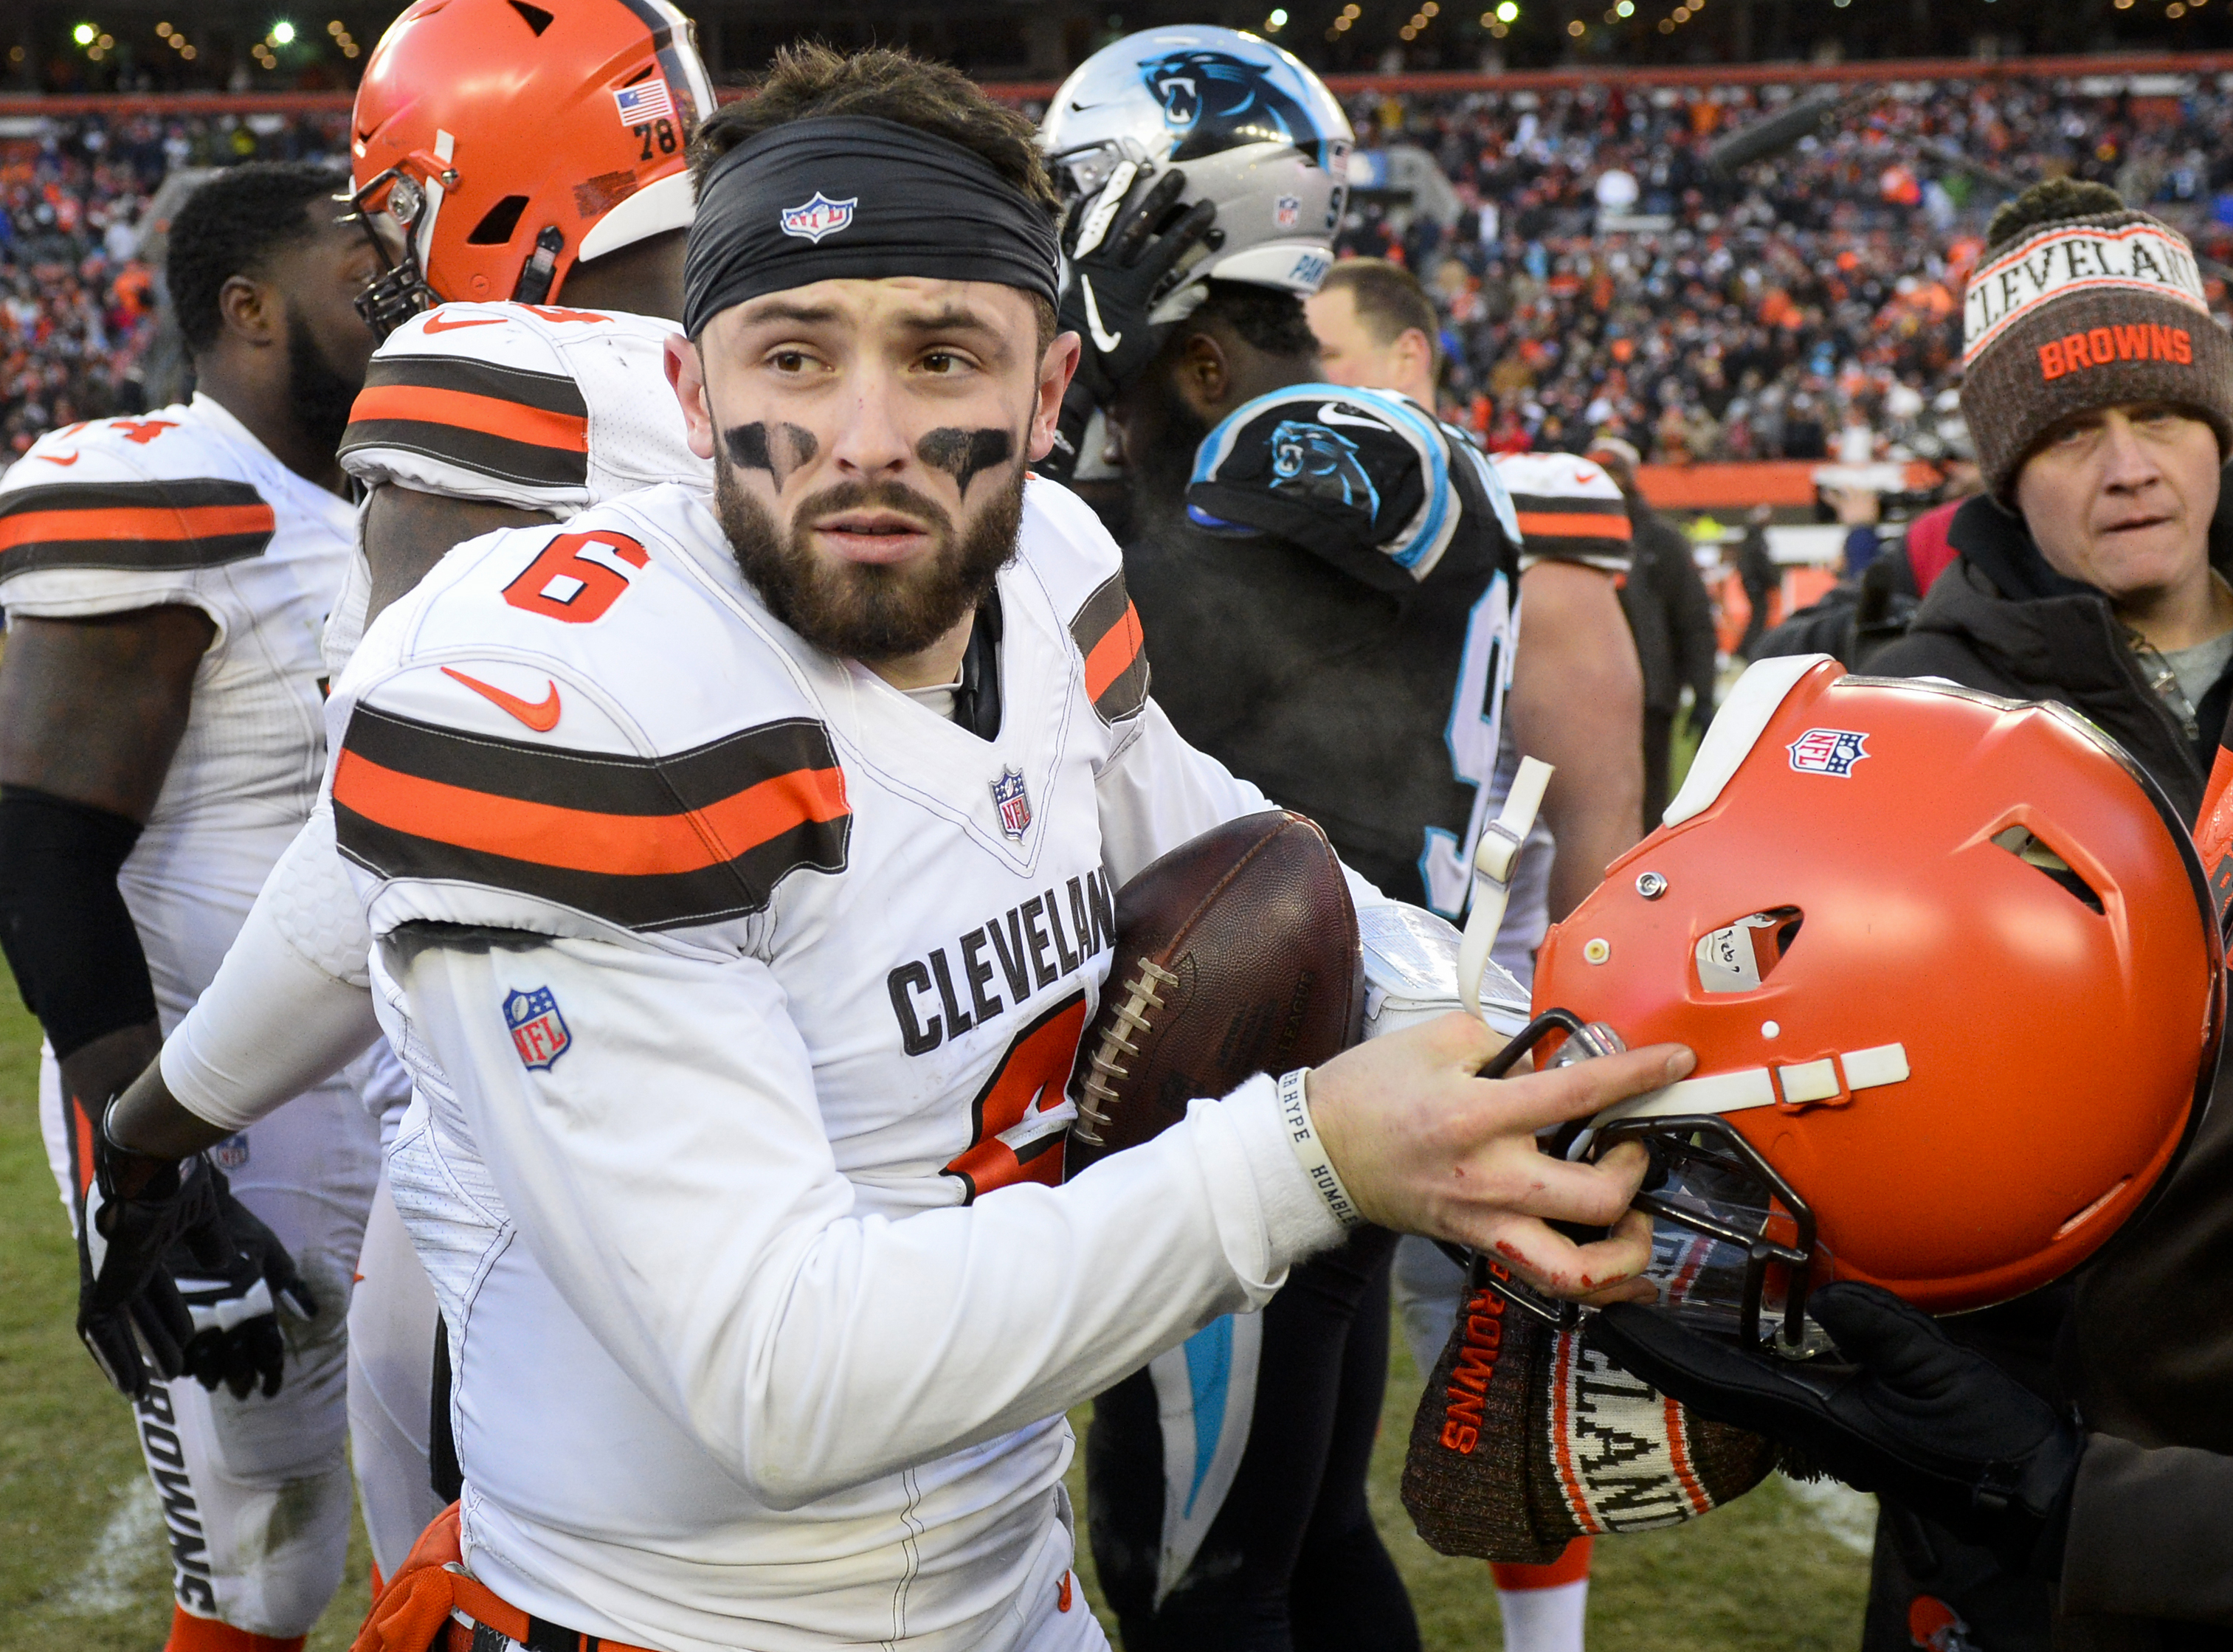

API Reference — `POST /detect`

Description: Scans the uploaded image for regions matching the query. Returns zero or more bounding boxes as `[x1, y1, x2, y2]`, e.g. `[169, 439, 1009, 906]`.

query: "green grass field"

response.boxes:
[0, 942, 1871, 1652]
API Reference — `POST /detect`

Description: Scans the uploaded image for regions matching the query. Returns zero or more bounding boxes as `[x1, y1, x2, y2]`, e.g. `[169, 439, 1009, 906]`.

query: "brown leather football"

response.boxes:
[1066, 809, 1365, 1176]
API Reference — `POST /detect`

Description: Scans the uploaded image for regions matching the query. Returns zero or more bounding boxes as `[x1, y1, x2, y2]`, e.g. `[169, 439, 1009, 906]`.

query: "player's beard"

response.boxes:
[286, 309, 364, 459]
[1120, 366, 1214, 534]
[714, 449, 1024, 663]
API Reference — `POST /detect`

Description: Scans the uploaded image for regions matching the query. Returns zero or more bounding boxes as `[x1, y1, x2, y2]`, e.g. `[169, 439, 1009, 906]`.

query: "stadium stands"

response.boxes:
[5, 67, 2233, 465]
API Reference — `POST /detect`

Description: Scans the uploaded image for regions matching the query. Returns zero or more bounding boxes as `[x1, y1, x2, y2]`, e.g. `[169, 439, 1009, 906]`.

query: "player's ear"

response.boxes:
[1173, 331, 1230, 419]
[665, 332, 717, 462]
[215, 274, 283, 350]
[1029, 331, 1082, 464]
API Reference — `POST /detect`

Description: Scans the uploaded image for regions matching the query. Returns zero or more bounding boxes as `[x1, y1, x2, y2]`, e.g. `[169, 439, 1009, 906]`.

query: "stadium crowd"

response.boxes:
[0, 110, 348, 457]
[11, 81, 2233, 466]
[1329, 74, 2233, 460]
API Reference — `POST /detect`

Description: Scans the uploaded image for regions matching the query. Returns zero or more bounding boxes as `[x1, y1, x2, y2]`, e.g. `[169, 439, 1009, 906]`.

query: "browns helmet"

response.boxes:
[1513, 655, 2220, 1347]
[348, 0, 713, 334]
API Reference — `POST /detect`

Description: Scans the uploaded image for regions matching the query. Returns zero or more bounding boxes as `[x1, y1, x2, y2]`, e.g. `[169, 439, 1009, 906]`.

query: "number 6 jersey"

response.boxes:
[327, 475, 1378, 1652]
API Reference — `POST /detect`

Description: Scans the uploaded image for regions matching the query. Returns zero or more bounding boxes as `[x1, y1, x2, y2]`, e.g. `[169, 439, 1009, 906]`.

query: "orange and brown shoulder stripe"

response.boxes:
[0, 479, 275, 578]
[1069, 570, 1150, 726]
[334, 702, 850, 931]
[339, 353, 590, 491]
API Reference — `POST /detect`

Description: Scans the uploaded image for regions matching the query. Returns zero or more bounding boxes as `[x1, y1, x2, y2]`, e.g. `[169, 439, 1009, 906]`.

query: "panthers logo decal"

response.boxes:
[1137, 49, 1334, 170]
[1269, 420, 1379, 516]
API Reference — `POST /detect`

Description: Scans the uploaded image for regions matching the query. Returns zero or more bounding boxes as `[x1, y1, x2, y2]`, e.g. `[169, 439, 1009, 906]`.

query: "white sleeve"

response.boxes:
[1092, 698, 1477, 1032]
[393, 929, 1345, 1508]
[160, 805, 383, 1131]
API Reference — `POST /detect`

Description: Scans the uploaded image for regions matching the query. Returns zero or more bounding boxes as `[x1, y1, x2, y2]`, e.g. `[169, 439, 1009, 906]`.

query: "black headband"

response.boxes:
[683, 115, 1060, 339]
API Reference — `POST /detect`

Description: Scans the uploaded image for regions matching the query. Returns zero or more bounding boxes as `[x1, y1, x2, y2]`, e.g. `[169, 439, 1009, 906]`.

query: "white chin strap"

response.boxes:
[1458, 756, 1554, 1024]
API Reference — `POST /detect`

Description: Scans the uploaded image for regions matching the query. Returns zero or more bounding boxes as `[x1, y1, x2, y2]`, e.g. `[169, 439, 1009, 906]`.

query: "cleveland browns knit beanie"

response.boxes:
[1959, 179, 2233, 501]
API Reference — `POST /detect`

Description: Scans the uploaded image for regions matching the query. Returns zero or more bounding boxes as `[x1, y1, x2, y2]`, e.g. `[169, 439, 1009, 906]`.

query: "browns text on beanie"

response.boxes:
[1958, 179, 2233, 500]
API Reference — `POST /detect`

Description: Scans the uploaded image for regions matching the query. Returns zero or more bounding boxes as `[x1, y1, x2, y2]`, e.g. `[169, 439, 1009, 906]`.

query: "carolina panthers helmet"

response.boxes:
[1039, 27, 1353, 319]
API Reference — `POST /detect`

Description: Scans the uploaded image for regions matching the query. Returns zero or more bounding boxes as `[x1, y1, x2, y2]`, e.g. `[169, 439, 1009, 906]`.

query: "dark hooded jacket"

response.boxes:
[1867, 494, 2233, 1648]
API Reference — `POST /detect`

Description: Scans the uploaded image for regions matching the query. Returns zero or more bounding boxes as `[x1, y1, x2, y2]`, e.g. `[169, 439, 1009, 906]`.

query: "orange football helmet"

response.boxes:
[1517, 656, 2220, 1347]
[348, 0, 713, 334]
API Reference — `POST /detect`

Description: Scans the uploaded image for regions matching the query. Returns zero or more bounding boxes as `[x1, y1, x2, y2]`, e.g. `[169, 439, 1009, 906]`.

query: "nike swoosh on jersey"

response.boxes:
[1316, 403, 1392, 431]
[443, 666, 562, 731]
[1080, 276, 1122, 354]
[422, 314, 510, 334]
[35, 452, 79, 466]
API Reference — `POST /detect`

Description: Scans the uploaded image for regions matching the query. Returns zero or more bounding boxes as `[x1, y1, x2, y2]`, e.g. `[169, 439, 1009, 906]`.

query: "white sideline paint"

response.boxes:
[58, 1477, 164, 1616]
[1781, 1472, 1877, 1557]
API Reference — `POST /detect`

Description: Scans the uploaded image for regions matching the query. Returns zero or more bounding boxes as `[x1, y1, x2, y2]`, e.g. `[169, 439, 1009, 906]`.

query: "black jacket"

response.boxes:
[1867, 494, 2233, 1646]
[1618, 506, 1719, 719]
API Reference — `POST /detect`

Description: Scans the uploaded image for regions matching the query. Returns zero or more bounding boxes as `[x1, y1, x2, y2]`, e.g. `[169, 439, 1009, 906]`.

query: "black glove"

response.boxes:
[167, 1173, 317, 1401]
[1039, 164, 1216, 481]
[1593, 1281, 2083, 1576]
[77, 1101, 215, 1396]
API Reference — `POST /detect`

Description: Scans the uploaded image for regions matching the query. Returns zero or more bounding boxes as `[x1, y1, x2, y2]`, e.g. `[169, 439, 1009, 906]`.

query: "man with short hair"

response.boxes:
[1305, 259, 1444, 413]
[300, 47, 1682, 1652]
[0, 161, 386, 1652]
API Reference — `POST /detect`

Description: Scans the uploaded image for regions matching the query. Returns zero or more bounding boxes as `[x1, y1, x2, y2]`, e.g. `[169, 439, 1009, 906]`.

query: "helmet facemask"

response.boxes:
[346, 163, 444, 338]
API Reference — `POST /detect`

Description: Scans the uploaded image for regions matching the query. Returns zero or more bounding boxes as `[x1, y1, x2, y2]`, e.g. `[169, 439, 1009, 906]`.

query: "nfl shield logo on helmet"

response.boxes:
[991, 767, 1032, 839]
[1787, 727, 1869, 777]
[1274, 193, 1301, 229]
[779, 193, 857, 243]
[504, 986, 572, 1070]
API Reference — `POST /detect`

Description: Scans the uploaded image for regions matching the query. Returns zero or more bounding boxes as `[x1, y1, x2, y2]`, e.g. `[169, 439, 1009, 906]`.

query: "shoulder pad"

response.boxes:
[1488, 452, 1634, 575]
[1184, 384, 1510, 593]
[1, 409, 272, 584]
[341, 302, 588, 502]
[1018, 480, 1150, 726]
[335, 491, 849, 937]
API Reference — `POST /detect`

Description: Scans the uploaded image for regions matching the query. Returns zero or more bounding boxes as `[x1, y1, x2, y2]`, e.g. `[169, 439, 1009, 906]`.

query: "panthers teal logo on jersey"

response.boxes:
[1269, 420, 1379, 515]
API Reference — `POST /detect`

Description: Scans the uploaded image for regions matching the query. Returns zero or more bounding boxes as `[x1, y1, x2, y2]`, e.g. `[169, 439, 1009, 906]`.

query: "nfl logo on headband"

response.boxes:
[780, 193, 857, 244]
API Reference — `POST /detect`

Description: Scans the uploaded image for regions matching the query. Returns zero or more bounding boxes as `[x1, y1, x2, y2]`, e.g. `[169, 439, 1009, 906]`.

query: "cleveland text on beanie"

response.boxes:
[1957, 179, 2233, 500]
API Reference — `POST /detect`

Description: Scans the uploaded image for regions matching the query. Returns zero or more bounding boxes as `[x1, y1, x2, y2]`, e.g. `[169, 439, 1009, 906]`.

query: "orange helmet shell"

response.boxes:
[350, 0, 711, 321]
[1537, 657, 2220, 1315]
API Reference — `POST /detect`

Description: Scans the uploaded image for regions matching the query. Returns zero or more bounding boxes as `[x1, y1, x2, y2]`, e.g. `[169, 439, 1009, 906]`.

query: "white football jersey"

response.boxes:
[0, 395, 351, 1017]
[326, 298, 706, 671]
[328, 477, 1364, 1651]
[162, 303, 711, 1130]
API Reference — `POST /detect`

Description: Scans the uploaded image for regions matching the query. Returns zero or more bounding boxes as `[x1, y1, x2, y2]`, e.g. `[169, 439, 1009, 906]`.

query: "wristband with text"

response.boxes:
[1278, 1067, 1363, 1228]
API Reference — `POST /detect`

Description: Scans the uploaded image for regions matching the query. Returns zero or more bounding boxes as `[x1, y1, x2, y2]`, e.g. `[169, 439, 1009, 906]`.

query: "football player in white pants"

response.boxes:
[108, 0, 719, 1581]
[0, 165, 385, 1652]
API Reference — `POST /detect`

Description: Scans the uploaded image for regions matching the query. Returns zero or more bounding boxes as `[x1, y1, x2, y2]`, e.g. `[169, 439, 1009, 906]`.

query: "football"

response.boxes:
[1066, 809, 1366, 1176]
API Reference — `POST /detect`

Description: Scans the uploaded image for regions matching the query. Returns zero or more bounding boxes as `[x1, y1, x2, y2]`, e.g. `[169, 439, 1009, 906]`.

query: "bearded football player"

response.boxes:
[98, 0, 718, 1578]
[303, 46, 1691, 1652]
[0, 163, 389, 1652]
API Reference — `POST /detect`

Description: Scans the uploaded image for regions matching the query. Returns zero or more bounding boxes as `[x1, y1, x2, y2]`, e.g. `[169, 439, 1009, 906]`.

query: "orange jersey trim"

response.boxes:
[333, 749, 848, 877]
[347, 384, 590, 453]
[1083, 600, 1145, 706]
[0, 501, 275, 551]
[1514, 511, 1633, 539]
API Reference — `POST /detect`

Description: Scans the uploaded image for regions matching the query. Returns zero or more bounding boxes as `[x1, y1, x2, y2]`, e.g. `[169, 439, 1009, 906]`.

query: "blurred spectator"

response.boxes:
[0, 111, 349, 463]
[1329, 75, 2233, 463]
[1590, 435, 1719, 824]
[1735, 502, 1779, 657]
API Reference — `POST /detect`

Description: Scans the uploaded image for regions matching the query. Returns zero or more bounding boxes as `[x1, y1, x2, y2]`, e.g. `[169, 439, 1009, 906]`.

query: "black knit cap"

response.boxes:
[1959, 179, 2233, 501]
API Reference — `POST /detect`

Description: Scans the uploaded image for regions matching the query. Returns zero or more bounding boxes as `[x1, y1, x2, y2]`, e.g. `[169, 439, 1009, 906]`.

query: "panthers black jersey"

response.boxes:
[1124, 384, 1530, 918]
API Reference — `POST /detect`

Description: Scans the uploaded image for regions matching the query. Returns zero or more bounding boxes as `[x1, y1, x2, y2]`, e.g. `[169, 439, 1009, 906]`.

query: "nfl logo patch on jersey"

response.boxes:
[211, 1133, 250, 1171]
[992, 767, 1032, 839]
[1788, 727, 1868, 776]
[504, 986, 572, 1070]
[780, 193, 857, 243]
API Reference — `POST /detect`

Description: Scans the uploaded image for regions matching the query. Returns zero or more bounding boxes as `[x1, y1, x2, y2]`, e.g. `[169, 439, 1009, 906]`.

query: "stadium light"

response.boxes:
[1496, 1, 1519, 18]
[1266, 7, 1287, 28]
[271, 18, 296, 42]
[72, 21, 97, 44]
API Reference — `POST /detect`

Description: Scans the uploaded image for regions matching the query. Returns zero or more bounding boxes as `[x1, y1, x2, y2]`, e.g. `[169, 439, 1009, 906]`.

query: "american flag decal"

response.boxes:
[613, 80, 675, 126]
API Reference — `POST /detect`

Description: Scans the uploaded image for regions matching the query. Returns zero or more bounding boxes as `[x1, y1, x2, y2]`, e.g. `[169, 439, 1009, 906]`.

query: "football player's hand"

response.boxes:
[1308, 1012, 1685, 1302]
[1060, 164, 1215, 405]
[77, 1107, 216, 1397]
[1593, 1282, 2083, 1575]
[168, 1174, 316, 1401]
